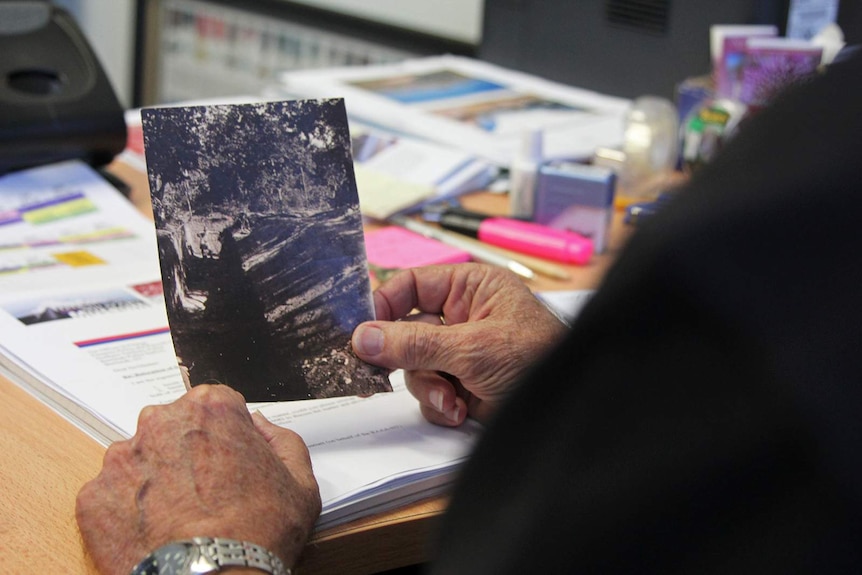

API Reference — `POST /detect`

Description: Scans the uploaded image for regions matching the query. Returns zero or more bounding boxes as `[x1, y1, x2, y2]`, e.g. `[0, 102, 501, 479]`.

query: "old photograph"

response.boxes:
[142, 99, 391, 402]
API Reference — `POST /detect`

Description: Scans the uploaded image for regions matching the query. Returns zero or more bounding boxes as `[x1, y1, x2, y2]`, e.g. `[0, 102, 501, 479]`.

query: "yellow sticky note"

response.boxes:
[354, 165, 436, 221]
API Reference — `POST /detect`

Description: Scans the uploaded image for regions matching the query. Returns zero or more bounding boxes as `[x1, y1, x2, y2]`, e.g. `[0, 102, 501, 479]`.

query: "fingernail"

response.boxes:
[430, 389, 444, 412]
[354, 325, 384, 356]
[446, 406, 461, 424]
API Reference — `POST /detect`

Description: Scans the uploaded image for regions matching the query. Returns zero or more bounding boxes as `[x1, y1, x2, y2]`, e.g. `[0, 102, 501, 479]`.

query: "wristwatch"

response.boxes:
[129, 537, 291, 575]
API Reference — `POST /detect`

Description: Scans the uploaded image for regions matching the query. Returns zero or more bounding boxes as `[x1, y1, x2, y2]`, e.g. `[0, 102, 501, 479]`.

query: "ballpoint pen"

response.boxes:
[456, 236, 572, 281]
[388, 215, 536, 281]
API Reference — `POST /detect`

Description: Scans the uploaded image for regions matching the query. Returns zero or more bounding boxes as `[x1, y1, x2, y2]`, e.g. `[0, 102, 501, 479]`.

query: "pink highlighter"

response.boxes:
[438, 208, 593, 265]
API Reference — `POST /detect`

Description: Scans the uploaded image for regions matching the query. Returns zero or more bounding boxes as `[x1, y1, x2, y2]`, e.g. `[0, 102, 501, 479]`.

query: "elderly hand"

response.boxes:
[352, 264, 568, 426]
[76, 384, 320, 575]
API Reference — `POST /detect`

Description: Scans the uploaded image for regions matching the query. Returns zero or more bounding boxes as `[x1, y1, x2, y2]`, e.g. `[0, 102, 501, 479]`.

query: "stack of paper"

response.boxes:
[276, 54, 631, 167]
[0, 161, 479, 530]
[350, 122, 498, 219]
[261, 371, 480, 530]
[537, 289, 596, 326]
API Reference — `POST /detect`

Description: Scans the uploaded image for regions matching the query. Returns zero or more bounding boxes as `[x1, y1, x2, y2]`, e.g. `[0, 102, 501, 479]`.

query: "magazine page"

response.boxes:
[0, 277, 179, 441]
[0, 160, 160, 293]
[0, 160, 177, 441]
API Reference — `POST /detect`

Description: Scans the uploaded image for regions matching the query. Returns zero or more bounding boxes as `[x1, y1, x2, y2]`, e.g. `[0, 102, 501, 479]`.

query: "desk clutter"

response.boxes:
[0, 7, 849, 513]
[2, 22, 846, 328]
[0, 50, 640, 542]
[267, 24, 845, 260]
[3, 8, 853, 571]
[0, 160, 480, 532]
[109, 19, 849, 281]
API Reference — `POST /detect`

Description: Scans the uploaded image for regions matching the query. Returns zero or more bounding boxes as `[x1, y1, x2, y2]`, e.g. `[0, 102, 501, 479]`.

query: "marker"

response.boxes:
[438, 208, 593, 265]
[388, 215, 536, 280]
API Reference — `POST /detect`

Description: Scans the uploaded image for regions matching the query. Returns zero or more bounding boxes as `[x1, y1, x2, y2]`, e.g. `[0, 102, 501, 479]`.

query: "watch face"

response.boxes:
[131, 543, 192, 575]
[131, 554, 160, 575]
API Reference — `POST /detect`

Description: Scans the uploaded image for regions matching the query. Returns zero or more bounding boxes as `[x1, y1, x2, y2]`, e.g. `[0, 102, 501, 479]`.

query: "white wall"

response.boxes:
[287, 0, 485, 45]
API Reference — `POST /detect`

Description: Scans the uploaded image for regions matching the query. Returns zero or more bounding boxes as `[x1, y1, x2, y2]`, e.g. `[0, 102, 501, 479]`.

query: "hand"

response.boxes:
[352, 264, 568, 426]
[76, 385, 321, 575]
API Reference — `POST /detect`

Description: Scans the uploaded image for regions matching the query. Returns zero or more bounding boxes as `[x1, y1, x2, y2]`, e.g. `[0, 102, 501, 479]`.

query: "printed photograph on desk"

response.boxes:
[141, 99, 392, 402]
[349, 68, 587, 134]
[279, 55, 631, 164]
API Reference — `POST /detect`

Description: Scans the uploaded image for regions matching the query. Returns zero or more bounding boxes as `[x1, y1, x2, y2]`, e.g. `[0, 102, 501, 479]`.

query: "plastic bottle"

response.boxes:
[508, 129, 543, 220]
[616, 96, 680, 208]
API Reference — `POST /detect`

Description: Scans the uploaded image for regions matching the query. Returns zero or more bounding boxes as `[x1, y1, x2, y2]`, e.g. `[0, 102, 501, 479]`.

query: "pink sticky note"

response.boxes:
[364, 226, 471, 269]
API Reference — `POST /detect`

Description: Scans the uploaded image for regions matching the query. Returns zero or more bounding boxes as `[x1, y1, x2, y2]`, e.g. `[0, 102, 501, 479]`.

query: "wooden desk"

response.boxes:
[0, 159, 632, 574]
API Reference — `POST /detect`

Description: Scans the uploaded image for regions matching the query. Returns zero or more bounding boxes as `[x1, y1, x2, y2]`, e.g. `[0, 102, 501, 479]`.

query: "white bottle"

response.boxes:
[508, 129, 543, 220]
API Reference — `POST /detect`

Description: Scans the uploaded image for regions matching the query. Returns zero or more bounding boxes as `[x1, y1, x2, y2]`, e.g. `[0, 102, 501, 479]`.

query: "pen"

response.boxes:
[388, 215, 536, 281]
[438, 208, 593, 265]
[441, 233, 572, 281]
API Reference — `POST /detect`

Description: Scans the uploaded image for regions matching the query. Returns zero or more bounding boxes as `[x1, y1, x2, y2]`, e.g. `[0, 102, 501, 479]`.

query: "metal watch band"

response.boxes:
[130, 536, 291, 575]
[199, 537, 290, 575]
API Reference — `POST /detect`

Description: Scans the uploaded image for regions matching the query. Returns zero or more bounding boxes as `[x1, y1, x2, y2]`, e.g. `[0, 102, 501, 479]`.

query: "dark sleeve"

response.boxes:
[430, 54, 862, 575]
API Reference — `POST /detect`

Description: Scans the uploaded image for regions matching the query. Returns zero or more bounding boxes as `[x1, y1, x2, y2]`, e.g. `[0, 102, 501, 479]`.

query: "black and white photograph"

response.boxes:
[142, 99, 392, 402]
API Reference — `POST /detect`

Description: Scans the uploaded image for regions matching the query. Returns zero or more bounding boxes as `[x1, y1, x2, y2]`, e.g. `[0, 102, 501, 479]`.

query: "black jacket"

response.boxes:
[433, 53, 862, 573]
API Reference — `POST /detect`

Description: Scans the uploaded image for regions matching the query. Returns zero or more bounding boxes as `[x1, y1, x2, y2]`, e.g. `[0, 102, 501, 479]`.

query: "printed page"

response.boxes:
[354, 128, 497, 214]
[258, 370, 482, 526]
[0, 277, 182, 440]
[0, 161, 161, 293]
[0, 289, 478, 528]
[0, 160, 180, 440]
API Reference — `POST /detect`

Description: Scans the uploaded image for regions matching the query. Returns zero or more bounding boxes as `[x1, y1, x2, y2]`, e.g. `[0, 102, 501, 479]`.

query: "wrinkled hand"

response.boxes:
[352, 264, 568, 426]
[76, 385, 321, 575]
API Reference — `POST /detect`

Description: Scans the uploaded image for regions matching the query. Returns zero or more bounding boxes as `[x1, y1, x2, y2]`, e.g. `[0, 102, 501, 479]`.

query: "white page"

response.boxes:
[0, 280, 479, 523]
[360, 136, 475, 186]
[258, 370, 482, 511]
[537, 289, 596, 326]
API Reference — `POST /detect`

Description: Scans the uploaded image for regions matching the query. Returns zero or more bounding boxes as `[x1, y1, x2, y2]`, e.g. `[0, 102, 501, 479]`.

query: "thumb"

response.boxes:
[352, 321, 452, 372]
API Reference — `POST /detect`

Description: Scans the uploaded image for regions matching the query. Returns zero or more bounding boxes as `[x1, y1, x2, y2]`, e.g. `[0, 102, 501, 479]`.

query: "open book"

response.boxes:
[0, 160, 480, 530]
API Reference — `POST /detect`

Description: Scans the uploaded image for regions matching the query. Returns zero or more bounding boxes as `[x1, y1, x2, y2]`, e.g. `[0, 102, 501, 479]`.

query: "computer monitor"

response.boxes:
[479, 0, 859, 100]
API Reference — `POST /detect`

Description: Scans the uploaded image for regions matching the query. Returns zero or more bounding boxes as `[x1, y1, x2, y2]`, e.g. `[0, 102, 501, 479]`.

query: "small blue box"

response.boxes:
[534, 161, 616, 254]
